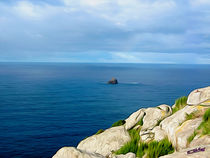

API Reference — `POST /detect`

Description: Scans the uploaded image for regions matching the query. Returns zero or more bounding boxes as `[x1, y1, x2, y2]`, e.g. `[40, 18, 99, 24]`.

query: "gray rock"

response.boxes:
[77, 126, 130, 156]
[187, 86, 210, 106]
[112, 152, 136, 158]
[125, 108, 145, 130]
[160, 105, 205, 149]
[190, 135, 210, 148]
[52, 147, 105, 158]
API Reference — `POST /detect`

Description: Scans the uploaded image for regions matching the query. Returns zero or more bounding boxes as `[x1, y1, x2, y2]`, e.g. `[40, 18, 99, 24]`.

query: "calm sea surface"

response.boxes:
[0, 63, 209, 158]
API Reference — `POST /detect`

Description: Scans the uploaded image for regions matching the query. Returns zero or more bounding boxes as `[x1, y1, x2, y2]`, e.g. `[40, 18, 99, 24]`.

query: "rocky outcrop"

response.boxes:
[175, 117, 202, 150]
[77, 126, 130, 156]
[139, 104, 172, 142]
[187, 86, 210, 106]
[53, 86, 210, 158]
[52, 147, 105, 158]
[108, 78, 118, 84]
[160, 145, 210, 158]
[160, 105, 203, 149]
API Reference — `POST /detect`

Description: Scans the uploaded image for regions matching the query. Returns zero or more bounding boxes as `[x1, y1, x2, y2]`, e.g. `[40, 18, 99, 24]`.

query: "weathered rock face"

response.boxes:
[112, 152, 136, 158]
[125, 109, 145, 130]
[152, 126, 167, 142]
[160, 145, 210, 158]
[108, 78, 118, 84]
[160, 105, 206, 150]
[175, 118, 202, 150]
[187, 86, 210, 106]
[190, 135, 210, 148]
[52, 147, 105, 158]
[77, 126, 130, 156]
[139, 104, 172, 142]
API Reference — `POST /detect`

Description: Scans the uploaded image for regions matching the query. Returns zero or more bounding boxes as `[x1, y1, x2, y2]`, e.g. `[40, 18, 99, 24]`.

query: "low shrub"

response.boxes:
[172, 96, 188, 113]
[111, 120, 126, 127]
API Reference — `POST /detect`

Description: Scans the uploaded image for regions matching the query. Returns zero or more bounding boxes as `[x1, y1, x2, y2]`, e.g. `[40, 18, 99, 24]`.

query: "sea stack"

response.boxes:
[108, 78, 118, 84]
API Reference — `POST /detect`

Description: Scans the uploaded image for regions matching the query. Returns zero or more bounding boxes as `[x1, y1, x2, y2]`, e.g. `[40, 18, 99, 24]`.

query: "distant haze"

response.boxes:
[0, 0, 210, 64]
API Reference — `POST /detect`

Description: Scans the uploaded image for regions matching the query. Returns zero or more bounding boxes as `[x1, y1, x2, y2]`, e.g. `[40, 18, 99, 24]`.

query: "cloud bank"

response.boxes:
[0, 0, 210, 63]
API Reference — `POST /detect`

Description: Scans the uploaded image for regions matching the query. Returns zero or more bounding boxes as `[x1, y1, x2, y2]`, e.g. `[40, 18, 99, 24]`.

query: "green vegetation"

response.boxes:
[197, 108, 210, 135]
[203, 108, 210, 122]
[115, 129, 141, 155]
[115, 128, 174, 158]
[95, 129, 104, 135]
[185, 111, 199, 121]
[187, 131, 197, 143]
[172, 96, 188, 114]
[147, 139, 174, 158]
[111, 120, 126, 127]
[187, 108, 210, 143]
[136, 117, 144, 126]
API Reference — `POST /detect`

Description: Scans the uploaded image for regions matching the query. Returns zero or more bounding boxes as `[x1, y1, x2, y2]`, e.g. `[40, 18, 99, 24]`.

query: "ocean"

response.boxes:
[0, 63, 209, 158]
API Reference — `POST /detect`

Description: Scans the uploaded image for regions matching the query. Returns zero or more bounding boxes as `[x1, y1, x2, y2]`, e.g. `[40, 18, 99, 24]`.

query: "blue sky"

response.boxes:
[0, 0, 210, 64]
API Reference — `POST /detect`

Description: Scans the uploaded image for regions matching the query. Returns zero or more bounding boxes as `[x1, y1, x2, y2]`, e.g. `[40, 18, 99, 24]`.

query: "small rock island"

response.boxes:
[108, 78, 118, 84]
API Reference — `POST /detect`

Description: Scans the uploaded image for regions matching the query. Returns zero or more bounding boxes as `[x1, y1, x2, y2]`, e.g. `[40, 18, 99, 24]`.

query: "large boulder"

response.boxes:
[125, 109, 145, 130]
[52, 147, 105, 158]
[160, 105, 206, 149]
[187, 86, 210, 106]
[152, 126, 167, 142]
[77, 126, 130, 156]
[160, 145, 210, 158]
[190, 135, 210, 148]
[175, 117, 202, 150]
[141, 104, 172, 131]
[139, 105, 172, 142]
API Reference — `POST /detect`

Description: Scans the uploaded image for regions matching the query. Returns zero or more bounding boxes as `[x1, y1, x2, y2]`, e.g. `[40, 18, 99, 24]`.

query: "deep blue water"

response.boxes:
[0, 63, 209, 158]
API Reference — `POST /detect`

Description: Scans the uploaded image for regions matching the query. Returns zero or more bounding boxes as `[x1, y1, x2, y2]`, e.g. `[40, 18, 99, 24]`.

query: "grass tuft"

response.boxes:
[115, 128, 174, 158]
[172, 96, 188, 114]
[111, 120, 126, 127]
[147, 138, 174, 158]
[187, 131, 197, 143]
[136, 117, 144, 126]
[95, 129, 104, 135]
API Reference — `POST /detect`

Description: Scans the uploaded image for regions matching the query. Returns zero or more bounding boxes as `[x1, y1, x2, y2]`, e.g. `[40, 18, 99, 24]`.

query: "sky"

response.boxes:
[0, 0, 210, 64]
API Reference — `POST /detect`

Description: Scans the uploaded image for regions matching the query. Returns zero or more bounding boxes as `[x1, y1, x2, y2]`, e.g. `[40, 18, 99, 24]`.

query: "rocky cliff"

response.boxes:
[53, 86, 210, 158]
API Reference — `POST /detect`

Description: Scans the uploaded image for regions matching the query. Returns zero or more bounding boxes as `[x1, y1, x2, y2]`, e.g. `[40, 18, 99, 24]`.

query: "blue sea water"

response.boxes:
[0, 63, 209, 158]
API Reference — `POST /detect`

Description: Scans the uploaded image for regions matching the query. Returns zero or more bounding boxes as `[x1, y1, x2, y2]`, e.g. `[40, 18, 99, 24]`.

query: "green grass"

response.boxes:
[187, 131, 197, 143]
[187, 108, 210, 143]
[186, 111, 199, 120]
[136, 117, 144, 126]
[115, 128, 140, 155]
[95, 129, 104, 135]
[198, 108, 210, 135]
[111, 120, 126, 127]
[172, 96, 188, 114]
[203, 108, 210, 122]
[147, 138, 174, 158]
[115, 128, 174, 158]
